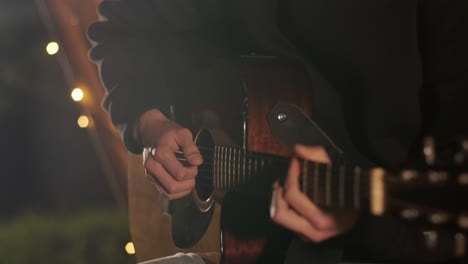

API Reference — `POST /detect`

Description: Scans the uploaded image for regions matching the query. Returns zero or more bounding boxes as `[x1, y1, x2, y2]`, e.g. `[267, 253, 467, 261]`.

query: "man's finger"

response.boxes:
[285, 158, 335, 230]
[284, 187, 336, 231]
[294, 145, 330, 164]
[152, 145, 198, 181]
[147, 176, 192, 200]
[272, 186, 337, 242]
[183, 144, 203, 166]
[175, 128, 203, 166]
[145, 158, 196, 194]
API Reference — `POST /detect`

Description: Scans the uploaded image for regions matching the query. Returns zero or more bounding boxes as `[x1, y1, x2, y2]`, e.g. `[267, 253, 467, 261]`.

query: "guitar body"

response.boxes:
[128, 56, 361, 263]
[128, 152, 222, 262]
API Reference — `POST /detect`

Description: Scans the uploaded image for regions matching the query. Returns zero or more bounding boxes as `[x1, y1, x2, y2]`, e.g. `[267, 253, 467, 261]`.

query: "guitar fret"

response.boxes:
[214, 146, 218, 190]
[222, 147, 228, 190]
[225, 147, 229, 190]
[232, 148, 236, 188]
[234, 150, 241, 187]
[228, 147, 232, 189]
[231, 148, 234, 189]
[302, 161, 308, 195]
[217, 146, 221, 190]
[234, 149, 241, 187]
[231, 148, 235, 188]
[218, 146, 222, 190]
[238, 149, 241, 187]
[232, 148, 235, 189]
[326, 164, 332, 206]
[248, 152, 252, 183]
[354, 166, 361, 209]
[233, 148, 236, 188]
[214, 146, 219, 190]
[339, 165, 345, 208]
[314, 162, 319, 203]
[261, 157, 265, 175]
[242, 149, 246, 186]
[219, 146, 222, 190]
[254, 153, 258, 176]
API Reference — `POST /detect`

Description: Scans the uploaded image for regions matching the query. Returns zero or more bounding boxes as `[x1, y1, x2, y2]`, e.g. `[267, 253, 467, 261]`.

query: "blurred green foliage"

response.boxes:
[0, 209, 136, 264]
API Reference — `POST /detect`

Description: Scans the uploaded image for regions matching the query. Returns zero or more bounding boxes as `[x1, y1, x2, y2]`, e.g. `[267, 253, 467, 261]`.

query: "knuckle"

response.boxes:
[167, 184, 179, 194]
[168, 191, 187, 200]
[155, 148, 172, 161]
[144, 165, 157, 178]
[143, 155, 154, 169]
[167, 194, 179, 200]
[308, 236, 321, 243]
[187, 167, 198, 178]
[157, 186, 167, 195]
[283, 189, 296, 203]
[153, 148, 165, 159]
[174, 170, 186, 181]
[303, 230, 320, 243]
[318, 218, 334, 230]
[312, 233, 327, 243]
[272, 210, 285, 223]
[315, 146, 326, 152]
[188, 179, 196, 189]
[316, 220, 328, 230]
[271, 213, 279, 222]
[177, 128, 192, 138]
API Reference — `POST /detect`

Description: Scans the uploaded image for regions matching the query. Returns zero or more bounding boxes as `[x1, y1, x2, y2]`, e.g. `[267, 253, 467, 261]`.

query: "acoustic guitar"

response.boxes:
[127, 56, 468, 263]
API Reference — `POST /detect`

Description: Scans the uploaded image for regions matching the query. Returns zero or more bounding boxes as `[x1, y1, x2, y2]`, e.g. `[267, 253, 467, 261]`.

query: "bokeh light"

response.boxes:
[125, 242, 135, 255]
[71, 88, 84, 102]
[46, 41, 59, 55]
[77, 115, 90, 128]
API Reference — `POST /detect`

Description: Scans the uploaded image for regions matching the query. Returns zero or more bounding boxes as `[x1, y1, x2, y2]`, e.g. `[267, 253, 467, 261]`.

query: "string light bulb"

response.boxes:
[125, 242, 135, 255]
[77, 115, 90, 128]
[46, 42, 59, 55]
[71, 88, 84, 102]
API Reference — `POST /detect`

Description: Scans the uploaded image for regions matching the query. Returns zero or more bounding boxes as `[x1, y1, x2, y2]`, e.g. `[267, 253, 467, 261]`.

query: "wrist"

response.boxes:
[133, 109, 170, 148]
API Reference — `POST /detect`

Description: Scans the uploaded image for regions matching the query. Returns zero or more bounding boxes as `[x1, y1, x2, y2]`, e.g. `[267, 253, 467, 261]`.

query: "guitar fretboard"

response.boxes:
[211, 145, 372, 210]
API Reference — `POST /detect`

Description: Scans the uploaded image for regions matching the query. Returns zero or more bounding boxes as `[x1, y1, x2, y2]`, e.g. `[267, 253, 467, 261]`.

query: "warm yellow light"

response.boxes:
[125, 242, 135, 255]
[71, 88, 84, 101]
[77, 115, 90, 128]
[46, 42, 59, 55]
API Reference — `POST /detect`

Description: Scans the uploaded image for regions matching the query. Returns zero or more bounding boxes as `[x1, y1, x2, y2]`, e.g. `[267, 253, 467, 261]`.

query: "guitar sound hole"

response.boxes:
[194, 129, 215, 202]
[195, 163, 214, 201]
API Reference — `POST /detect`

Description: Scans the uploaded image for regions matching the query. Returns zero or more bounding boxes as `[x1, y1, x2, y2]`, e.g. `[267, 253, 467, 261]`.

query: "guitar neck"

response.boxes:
[210, 145, 379, 211]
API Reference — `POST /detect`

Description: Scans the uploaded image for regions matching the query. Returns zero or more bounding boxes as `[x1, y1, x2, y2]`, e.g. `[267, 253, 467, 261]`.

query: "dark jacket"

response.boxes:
[88, 0, 468, 263]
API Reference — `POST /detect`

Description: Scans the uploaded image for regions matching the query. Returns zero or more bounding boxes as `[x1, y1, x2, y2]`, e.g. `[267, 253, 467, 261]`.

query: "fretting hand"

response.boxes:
[137, 109, 203, 200]
[270, 145, 358, 242]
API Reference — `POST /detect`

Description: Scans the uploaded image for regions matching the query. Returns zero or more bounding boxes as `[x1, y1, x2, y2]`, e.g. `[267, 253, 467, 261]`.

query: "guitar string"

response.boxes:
[165, 149, 377, 191]
[165, 153, 450, 188]
[168, 154, 371, 205]
[173, 152, 374, 182]
[182, 166, 373, 191]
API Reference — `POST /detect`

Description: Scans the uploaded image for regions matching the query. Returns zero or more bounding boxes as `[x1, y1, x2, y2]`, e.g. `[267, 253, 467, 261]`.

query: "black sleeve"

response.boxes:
[88, 0, 229, 153]
[334, 1, 468, 263]
[335, 212, 465, 263]
[418, 0, 468, 139]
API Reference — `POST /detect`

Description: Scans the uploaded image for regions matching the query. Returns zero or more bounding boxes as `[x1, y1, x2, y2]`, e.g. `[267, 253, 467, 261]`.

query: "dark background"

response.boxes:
[0, 0, 116, 221]
[0, 2, 134, 263]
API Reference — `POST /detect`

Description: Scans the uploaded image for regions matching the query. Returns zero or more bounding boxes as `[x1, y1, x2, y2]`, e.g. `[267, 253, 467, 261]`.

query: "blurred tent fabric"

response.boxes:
[35, 0, 128, 207]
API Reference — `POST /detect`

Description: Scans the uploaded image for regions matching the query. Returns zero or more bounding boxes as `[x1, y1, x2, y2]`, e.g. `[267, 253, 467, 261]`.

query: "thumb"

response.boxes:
[294, 145, 331, 164]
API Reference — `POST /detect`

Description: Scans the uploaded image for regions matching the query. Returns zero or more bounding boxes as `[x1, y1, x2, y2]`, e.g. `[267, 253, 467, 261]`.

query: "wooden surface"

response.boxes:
[242, 57, 311, 156]
[128, 153, 222, 263]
